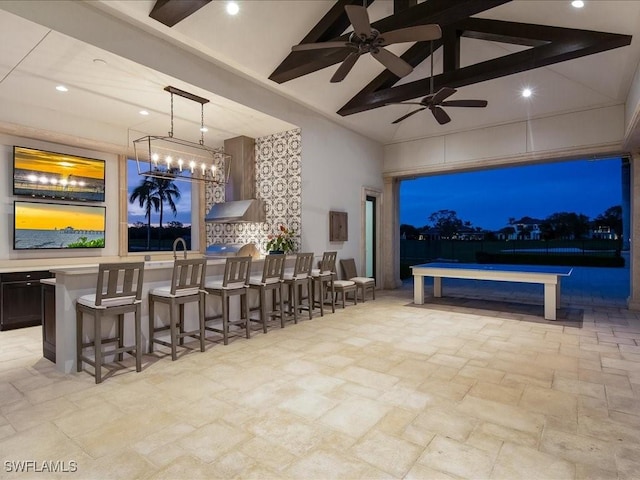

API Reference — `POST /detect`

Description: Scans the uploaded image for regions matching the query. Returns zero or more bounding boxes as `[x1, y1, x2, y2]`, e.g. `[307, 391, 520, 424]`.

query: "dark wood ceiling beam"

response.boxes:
[338, 25, 632, 116]
[442, 27, 461, 73]
[269, 0, 511, 84]
[394, 0, 417, 13]
[149, 0, 211, 27]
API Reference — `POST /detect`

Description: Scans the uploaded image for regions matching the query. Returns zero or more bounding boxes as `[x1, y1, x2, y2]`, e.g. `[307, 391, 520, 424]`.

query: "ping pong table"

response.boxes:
[411, 262, 573, 320]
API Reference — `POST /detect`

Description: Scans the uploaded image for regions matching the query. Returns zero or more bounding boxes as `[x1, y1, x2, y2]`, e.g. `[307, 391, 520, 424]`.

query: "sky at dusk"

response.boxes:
[400, 157, 623, 231]
[127, 160, 193, 225]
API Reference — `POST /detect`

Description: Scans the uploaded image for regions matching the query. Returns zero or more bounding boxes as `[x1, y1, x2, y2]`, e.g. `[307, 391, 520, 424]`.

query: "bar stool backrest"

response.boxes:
[169, 258, 207, 296]
[262, 254, 286, 283]
[340, 258, 359, 280]
[224, 256, 252, 288]
[95, 262, 145, 307]
[319, 251, 337, 274]
[293, 252, 314, 279]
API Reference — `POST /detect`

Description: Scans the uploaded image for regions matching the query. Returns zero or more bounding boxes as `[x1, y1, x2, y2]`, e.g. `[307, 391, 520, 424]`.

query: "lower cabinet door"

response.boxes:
[1, 281, 44, 330]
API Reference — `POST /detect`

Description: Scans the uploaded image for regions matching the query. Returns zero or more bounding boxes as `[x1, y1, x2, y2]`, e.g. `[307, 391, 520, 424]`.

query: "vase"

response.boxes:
[269, 250, 284, 255]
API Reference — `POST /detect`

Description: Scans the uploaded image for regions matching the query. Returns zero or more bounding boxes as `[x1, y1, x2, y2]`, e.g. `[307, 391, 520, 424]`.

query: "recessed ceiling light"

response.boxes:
[92, 58, 107, 66]
[226, 1, 239, 15]
[139, 110, 149, 116]
[572, 0, 584, 8]
[200, 127, 209, 132]
[55, 85, 68, 92]
[522, 88, 533, 98]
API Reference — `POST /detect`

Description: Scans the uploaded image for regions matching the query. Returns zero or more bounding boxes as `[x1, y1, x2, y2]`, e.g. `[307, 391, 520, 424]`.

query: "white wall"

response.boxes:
[384, 105, 626, 177]
[0, 1, 384, 270]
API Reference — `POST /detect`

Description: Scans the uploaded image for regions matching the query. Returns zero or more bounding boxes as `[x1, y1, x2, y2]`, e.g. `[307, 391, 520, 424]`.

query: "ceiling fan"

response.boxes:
[389, 43, 488, 125]
[291, 4, 441, 83]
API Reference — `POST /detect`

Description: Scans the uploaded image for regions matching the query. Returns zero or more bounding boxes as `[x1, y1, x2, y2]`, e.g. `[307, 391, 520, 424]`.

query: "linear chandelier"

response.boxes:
[133, 86, 230, 183]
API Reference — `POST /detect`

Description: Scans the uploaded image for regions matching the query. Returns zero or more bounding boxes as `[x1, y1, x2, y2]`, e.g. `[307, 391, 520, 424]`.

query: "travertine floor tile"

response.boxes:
[1, 285, 639, 479]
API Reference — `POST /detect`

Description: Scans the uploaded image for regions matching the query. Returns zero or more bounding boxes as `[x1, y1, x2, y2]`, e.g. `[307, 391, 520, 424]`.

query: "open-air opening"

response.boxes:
[400, 156, 629, 308]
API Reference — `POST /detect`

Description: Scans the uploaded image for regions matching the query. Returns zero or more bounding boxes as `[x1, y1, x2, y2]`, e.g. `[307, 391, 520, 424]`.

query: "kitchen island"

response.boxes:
[50, 256, 287, 373]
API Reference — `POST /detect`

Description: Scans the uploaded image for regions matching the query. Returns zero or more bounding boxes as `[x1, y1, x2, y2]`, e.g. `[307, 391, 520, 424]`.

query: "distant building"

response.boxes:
[591, 225, 618, 240]
[497, 217, 543, 240]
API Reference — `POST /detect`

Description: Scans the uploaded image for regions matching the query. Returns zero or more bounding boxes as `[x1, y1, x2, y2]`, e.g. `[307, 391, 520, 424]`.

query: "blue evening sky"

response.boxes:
[400, 157, 622, 231]
[126, 159, 193, 225]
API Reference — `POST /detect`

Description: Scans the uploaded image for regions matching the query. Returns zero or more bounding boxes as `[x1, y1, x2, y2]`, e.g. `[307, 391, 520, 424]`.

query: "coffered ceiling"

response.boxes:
[1, 0, 640, 148]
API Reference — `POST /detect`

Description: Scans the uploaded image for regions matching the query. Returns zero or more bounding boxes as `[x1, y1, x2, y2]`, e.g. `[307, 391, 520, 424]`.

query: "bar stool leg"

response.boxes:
[94, 312, 102, 384]
[222, 293, 229, 345]
[179, 304, 185, 346]
[135, 307, 142, 372]
[76, 307, 83, 373]
[169, 300, 178, 361]
[148, 296, 155, 353]
[243, 289, 250, 339]
[199, 293, 206, 352]
[117, 314, 124, 362]
[260, 288, 267, 333]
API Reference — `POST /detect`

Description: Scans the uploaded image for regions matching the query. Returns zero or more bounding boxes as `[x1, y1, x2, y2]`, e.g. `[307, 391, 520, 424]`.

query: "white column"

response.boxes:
[628, 153, 640, 310]
[382, 177, 402, 289]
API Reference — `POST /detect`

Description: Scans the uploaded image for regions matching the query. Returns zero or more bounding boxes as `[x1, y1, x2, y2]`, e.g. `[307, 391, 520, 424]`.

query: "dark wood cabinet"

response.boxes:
[0, 271, 54, 331]
[41, 282, 56, 363]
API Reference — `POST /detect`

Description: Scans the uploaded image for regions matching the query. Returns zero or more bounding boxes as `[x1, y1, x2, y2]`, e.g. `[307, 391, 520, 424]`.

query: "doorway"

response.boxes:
[362, 187, 381, 284]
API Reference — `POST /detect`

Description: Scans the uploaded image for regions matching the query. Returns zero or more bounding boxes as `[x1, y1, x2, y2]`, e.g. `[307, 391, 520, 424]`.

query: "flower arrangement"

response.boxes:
[266, 225, 296, 254]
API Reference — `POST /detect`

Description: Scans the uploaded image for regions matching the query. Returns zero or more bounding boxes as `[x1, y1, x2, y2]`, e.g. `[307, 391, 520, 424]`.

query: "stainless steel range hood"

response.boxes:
[205, 199, 264, 223]
[205, 135, 265, 223]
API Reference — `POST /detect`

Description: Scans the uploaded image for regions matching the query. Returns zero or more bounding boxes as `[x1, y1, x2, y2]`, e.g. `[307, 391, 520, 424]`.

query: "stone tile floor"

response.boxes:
[1, 280, 640, 479]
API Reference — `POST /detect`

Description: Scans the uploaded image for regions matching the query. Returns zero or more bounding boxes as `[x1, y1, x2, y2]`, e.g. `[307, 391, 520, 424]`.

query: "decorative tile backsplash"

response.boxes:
[205, 128, 301, 253]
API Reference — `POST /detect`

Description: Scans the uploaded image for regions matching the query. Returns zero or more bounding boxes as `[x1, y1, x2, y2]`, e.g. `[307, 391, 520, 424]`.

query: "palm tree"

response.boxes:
[129, 178, 159, 250]
[152, 175, 181, 249]
[129, 174, 181, 250]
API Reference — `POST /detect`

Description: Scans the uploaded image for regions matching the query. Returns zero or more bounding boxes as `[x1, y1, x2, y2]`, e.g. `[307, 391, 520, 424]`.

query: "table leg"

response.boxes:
[433, 277, 442, 298]
[413, 275, 425, 304]
[544, 282, 557, 320]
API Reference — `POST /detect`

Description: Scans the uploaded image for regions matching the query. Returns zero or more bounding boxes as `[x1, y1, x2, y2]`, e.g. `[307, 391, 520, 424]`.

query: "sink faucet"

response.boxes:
[173, 237, 187, 260]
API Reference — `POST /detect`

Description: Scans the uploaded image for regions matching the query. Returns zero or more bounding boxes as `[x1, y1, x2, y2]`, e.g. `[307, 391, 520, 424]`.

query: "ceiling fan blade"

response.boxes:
[330, 51, 360, 83]
[391, 108, 426, 124]
[431, 106, 451, 125]
[292, 41, 351, 52]
[440, 99, 488, 107]
[386, 102, 424, 106]
[345, 5, 372, 38]
[431, 87, 456, 104]
[371, 47, 413, 78]
[380, 24, 442, 45]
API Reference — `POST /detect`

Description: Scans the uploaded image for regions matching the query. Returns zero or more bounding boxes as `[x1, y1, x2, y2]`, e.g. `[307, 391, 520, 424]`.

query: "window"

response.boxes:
[126, 159, 192, 252]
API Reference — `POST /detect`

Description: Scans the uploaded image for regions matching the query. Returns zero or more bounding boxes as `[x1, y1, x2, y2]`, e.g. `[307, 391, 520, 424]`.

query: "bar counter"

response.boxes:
[49, 256, 285, 373]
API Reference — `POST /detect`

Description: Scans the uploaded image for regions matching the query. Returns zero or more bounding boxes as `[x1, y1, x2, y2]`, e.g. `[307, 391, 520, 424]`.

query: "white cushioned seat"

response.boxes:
[77, 293, 138, 309]
[333, 280, 355, 287]
[149, 286, 202, 298]
[350, 276, 375, 285]
[249, 274, 280, 286]
[205, 279, 246, 290]
[283, 272, 308, 280]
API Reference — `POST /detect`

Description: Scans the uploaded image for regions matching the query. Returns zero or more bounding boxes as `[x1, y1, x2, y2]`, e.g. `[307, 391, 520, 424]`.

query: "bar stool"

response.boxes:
[340, 258, 375, 302]
[76, 262, 144, 383]
[148, 258, 208, 361]
[282, 252, 314, 324]
[248, 253, 286, 332]
[311, 251, 337, 316]
[205, 256, 252, 345]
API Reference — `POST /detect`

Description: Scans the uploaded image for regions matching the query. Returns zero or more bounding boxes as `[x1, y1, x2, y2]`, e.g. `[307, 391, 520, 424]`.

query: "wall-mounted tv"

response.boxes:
[14, 201, 106, 250]
[13, 146, 106, 202]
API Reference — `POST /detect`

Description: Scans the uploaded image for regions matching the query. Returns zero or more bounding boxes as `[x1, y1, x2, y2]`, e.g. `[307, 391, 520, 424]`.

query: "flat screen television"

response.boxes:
[14, 201, 106, 250]
[13, 146, 106, 202]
